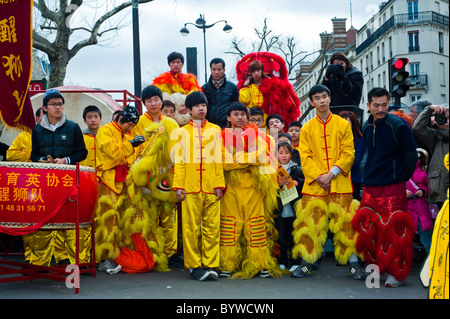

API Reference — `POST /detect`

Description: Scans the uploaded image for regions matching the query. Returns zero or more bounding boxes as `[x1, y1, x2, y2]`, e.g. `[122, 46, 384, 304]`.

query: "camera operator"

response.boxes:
[412, 104, 449, 208]
[322, 52, 364, 107]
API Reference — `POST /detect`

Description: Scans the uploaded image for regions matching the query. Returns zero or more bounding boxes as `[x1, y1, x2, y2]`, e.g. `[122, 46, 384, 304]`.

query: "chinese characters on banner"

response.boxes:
[0, 0, 35, 131]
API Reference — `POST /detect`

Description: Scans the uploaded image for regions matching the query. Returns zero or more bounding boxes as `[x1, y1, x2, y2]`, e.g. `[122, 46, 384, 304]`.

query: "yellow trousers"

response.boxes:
[220, 183, 276, 278]
[22, 228, 91, 266]
[181, 192, 220, 269]
[94, 183, 127, 262]
[292, 193, 359, 265]
[160, 206, 178, 258]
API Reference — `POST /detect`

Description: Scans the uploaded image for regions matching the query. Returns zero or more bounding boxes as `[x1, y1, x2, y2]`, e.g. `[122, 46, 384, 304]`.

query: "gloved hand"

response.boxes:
[129, 135, 145, 147]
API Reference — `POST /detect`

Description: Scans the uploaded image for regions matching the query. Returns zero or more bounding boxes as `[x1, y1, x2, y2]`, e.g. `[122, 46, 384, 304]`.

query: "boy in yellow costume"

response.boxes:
[130, 84, 180, 267]
[94, 105, 145, 274]
[172, 91, 225, 281]
[219, 102, 281, 279]
[291, 85, 363, 279]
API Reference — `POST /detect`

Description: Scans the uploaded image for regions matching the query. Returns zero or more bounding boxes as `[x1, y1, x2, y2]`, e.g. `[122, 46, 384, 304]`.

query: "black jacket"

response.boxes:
[275, 162, 304, 215]
[202, 76, 239, 128]
[31, 114, 87, 164]
[322, 66, 363, 107]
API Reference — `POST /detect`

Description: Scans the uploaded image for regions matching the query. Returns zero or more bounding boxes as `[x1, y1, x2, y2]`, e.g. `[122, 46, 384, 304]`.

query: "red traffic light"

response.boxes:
[392, 58, 409, 70]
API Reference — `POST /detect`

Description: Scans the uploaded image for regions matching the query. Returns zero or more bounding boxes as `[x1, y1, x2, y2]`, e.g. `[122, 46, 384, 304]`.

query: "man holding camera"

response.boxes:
[322, 52, 363, 107]
[412, 104, 449, 208]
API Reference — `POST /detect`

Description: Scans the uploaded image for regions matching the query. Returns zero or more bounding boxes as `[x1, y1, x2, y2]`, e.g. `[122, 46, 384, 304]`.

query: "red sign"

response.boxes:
[0, 163, 98, 235]
[0, 0, 35, 130]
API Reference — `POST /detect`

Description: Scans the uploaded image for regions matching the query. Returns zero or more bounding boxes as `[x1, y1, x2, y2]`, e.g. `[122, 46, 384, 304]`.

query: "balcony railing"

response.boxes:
[356, 11, 449, 55]
[407, 74, 428, 89]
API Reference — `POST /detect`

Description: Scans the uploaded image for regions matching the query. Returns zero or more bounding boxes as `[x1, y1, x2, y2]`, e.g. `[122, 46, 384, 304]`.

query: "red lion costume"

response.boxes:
[236, 52, 301, 128]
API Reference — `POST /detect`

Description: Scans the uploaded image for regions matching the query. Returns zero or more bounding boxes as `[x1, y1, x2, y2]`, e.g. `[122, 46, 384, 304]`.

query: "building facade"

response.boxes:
[295, 0, 449, 124]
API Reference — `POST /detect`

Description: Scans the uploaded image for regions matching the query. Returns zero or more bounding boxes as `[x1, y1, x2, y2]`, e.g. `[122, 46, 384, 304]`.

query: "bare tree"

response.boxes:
[225, 18, 321, 82]
[33, 0, 154, 88]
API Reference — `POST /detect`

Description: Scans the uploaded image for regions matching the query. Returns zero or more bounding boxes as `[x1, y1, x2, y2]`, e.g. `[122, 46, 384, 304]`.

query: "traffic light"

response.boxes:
[389, 57, 410, 98]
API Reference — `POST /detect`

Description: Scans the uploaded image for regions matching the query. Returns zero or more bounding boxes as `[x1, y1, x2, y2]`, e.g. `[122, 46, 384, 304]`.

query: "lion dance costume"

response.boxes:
[152, 71, 202, 126]
[428, 153, 449, 299]
[292, 113, 359, 266]
[121, 117, 180, 272]
[236, 52, 300, 129]
[219, 124, 282, 278]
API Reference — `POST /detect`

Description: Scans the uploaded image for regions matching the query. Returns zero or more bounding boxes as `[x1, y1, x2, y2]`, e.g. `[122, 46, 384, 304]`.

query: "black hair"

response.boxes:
[278, 132, 292, 143]
[367, 87, 390, 104]
[250, 107, 264, 117]
[278, 141, 293, 155]
[35, 107, 46, 117]
[210, 57, 225, 68]
[83, 105, 102, 120]
[288, 121, 302, 129]
[227, 101, 249, 117]
[308, 84, 330, 101]
[161, 100, 176, 111]
[265, 113, 284, 128]
[167, 51, 184, 65]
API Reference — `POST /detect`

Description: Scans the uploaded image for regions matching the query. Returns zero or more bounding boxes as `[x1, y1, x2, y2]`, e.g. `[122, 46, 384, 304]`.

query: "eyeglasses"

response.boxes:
[47, 102, 63, 107]
[249, 118, 264, 123]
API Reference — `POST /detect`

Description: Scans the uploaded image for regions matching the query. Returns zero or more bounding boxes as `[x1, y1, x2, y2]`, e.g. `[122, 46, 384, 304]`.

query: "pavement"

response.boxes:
[0, 252, 429, 300]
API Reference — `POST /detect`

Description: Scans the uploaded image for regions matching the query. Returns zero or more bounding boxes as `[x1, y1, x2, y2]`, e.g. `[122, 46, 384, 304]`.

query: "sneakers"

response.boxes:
[291, 262, 312, 278]
[99, 259, 122, 275]
[385, 274, 402, 287]
[219, 270, 232, 278]
[259, 270, 272, 278]
[189, 267, 218, 281]
[348, 262, 366, 280]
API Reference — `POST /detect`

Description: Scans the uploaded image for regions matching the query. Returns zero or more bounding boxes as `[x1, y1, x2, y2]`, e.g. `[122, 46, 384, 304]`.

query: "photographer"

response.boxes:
[322, 52, 363, 107]
[412, 104, 449, 208]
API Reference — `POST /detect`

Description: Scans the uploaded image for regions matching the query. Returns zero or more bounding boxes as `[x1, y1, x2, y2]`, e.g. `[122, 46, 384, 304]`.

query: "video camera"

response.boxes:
[326, 63, 345, 77]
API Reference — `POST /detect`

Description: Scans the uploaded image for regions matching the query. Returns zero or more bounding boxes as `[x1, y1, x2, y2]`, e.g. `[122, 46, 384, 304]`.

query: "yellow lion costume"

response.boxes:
[116, 117, 180, 273]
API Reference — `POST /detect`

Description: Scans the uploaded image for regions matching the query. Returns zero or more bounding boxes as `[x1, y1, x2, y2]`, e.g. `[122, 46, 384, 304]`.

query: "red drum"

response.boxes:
[0, 162, 98, 230]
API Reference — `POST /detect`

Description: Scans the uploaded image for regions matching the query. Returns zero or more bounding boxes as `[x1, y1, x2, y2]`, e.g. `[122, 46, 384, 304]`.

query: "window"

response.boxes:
[408, 31, 420, 52]
[410, 94, 422, 104]
[389, 37, 393, 58]
[410, 63, 420, 78]
[408, 1, 419, 20]
[439, 32, 444, 54]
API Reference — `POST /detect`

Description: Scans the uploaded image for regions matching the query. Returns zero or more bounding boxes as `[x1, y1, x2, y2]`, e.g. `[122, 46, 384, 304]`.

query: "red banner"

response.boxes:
[0, 0, 35, 131]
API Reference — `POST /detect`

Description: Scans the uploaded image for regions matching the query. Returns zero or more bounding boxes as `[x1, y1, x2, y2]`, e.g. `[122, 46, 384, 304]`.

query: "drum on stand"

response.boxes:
[0, 162, 98, 230]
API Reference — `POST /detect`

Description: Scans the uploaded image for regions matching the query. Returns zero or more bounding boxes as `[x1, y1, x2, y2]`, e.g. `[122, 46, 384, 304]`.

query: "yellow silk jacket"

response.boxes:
[299, 112, 355, 196]
[95, 121, 136, 194]
[172, 120, 225, 194]
[239, 84, 264, 109]
[6, 131, 31, 162]
[80, 132, 96, 168]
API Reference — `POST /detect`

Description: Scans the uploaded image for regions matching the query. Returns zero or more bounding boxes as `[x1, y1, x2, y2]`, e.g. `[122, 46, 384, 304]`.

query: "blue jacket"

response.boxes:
[362, 113, 417, 186]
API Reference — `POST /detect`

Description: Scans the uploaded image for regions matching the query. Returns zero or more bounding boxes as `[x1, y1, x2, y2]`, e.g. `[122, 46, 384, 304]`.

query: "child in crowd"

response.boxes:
[172, 91, 225, 281]
[287, 121, 301, 152]
[277, 133, 300, 165]
[266, 114, 285, 138]
[161, 100, 176, 119]
[406, 148, 434, 253]
[249, 107, 265, 128]
[275, 141, 304, 272]
[80, 105, 102, 168]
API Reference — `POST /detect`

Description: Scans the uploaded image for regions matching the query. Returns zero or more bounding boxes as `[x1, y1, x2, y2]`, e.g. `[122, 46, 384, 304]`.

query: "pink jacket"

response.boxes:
[406, 161, 434, 232]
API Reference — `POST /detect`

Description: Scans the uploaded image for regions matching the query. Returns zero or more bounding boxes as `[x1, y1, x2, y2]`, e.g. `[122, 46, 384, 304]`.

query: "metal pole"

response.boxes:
[132, 0, 142, 112]
[202, 26, 207, 83]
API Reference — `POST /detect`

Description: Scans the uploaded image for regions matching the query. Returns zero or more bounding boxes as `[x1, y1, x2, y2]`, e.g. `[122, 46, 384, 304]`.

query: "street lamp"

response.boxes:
[180, 14, 232, 83]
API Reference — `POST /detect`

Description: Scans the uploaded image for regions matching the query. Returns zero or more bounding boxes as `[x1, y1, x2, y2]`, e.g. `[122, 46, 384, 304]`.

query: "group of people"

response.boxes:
[2, 50, 448, 297]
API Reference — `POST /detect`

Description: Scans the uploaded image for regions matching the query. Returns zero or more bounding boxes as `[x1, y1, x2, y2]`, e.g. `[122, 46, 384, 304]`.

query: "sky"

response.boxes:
[58, 0, 384, 95]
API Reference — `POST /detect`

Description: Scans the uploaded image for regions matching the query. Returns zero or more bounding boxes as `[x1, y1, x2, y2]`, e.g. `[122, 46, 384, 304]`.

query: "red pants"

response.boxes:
[352, 182, 415, 281]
